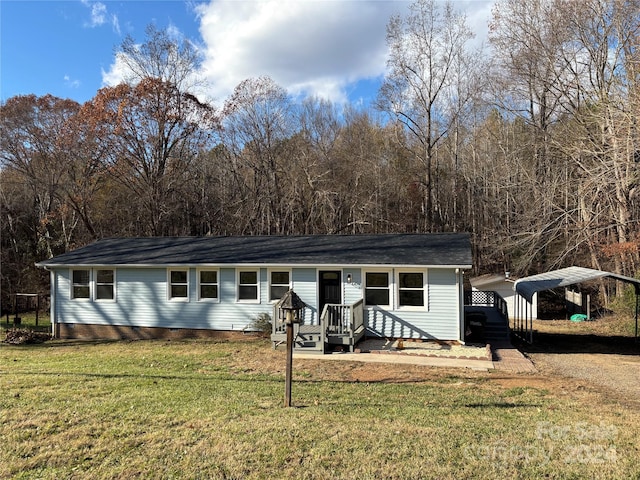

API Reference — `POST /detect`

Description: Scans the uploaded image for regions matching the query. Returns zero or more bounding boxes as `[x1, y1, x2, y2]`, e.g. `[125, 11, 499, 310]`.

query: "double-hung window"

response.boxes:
[238, 270, 259, 302]
[365, 271, 391, 307]
[70, 268, 116, 301]
[397, 271, 426, 308]
[269, 270, 290, 301]
[198, 269, 219, 301]
[169, 269, 189, 301]
[71, 269, 91, 299]
[96, 269, 115, 300]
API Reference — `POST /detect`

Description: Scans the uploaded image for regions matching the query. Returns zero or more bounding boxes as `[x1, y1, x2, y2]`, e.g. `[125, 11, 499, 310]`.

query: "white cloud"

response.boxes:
[101, 52, 128, 88]
[64, 75, 81, 89]
[82, 0, 120, 34]
[194, 0, 401, 103]
[112, 13, 121, 35]
[101, 1, 494, 105]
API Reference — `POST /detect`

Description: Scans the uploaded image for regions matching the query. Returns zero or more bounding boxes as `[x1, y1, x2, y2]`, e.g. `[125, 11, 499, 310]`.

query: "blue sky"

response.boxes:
[1, 1, 493, 107]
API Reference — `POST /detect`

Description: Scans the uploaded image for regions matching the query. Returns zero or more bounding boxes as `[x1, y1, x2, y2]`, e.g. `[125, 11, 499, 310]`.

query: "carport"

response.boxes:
[513, 266, 640, 343]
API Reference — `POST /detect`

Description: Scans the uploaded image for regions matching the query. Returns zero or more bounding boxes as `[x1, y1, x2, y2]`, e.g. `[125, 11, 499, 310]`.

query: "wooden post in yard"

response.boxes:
[285, 310, 294, 408]
[278, 289, 306, 408]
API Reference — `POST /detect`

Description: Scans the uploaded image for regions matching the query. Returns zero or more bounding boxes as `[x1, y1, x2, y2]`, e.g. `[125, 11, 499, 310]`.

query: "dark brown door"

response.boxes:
[319, 270, 342, 314]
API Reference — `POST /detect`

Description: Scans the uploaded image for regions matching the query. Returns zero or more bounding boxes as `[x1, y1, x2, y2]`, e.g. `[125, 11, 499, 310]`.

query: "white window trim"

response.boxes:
[363, 269, 393, 308]
[95, 268, 116, 302]
[395, 269, 428, 311]
[197, 268, 220, 302]
[70, 268, 91, 301]
[237, 269, 260, 303]
[268, 269, 292, 303]
[69, 268, 117, 302]
[168, 268, 190, 302]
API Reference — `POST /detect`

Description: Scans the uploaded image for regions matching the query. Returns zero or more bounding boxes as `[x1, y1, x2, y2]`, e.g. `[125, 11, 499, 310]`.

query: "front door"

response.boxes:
[319, 270, 342, 315]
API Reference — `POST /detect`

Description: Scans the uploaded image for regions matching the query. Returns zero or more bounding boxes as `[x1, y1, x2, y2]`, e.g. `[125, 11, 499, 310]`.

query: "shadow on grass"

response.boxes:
[517, 332, 640, 356]
[11, 369, 445, 386]
[465, 402, 542, 408]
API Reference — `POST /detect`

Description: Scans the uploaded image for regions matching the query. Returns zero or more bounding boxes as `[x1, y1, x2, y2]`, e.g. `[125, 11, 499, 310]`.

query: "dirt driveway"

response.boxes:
[517, 319, 640, 407]
[291, 317, 640, 407]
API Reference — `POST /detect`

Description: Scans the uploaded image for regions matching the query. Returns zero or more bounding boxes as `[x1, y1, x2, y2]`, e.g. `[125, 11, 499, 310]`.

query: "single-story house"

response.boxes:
[470, 273, 538, 321]
[36, 234, 472, 350]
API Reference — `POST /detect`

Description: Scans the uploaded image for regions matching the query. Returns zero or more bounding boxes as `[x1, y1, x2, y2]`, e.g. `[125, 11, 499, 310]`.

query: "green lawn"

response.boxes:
[1, 338, 638, 479]
[1, 312, 50, 332]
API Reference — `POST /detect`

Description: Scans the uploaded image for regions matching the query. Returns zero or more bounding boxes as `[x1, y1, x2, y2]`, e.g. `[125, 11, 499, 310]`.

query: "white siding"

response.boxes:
[366, 268, 460, 341]
[343, 268, 362, 305]
[291, 268, 318, 324]
[53, 265, 463, 340]
[55, 267, 273, 331]
[471, 280, 538, 320]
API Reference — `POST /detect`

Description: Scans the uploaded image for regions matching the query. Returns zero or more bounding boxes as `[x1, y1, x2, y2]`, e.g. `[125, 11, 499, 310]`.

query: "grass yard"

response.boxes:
[1, 312, 51, 332]
[1, 337, 639, 479]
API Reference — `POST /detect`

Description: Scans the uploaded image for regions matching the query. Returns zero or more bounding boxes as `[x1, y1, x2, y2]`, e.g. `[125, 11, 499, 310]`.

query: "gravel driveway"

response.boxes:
[529, 352, 640, 403]
[521, 325, 640, 405]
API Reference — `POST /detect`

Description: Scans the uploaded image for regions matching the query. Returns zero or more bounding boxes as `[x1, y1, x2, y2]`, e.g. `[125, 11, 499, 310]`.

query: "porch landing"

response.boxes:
[293, 346, 495, 371]
[294, 337, 536, 373]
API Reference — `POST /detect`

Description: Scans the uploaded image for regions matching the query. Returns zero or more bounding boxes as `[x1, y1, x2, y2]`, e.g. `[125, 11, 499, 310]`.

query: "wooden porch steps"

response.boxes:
[271, 299, 365, 353]
[294, 325, 323, 352]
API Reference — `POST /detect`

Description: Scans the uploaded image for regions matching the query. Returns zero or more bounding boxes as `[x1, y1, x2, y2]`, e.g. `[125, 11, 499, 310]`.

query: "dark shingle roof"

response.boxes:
[36, 234, 472, 268]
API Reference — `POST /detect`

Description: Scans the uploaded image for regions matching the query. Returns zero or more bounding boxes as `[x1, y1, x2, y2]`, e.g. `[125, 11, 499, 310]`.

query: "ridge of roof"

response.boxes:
[36, 233, 473, 268]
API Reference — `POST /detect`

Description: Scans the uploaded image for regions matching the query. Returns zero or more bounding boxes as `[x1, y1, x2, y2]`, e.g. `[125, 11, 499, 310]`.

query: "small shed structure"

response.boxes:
[470, 273, 537, 321]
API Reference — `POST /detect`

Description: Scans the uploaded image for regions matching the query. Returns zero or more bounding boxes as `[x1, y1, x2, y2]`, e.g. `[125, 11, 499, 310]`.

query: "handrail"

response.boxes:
[272, 302, 286, 336]
[351, 299, 364, 332]
[464, 290, 509, 320]
[322, 303, 350, 335]
[320, 299, 365, 351]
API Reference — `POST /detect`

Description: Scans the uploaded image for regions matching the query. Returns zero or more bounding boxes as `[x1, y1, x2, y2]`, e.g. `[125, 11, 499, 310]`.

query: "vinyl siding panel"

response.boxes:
[52, 265, 462, 340]
[343, 268, 362, 305]
[365, 268, 460, 340]
[55, 267, 273, 332]
[291, 268, 318, 324]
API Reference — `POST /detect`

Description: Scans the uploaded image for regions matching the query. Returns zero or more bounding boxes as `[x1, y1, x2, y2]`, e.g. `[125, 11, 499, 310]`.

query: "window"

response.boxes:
[71, 269, 90, 299]
[169, 269, 189, 300]
[96, 269, 115, 300]
[398, 271, 425, 307]
[198, 269, 219, 301]
[365, 272, 390, 306]
[238, 270, 259, 301]
[269, 270, 290, 301]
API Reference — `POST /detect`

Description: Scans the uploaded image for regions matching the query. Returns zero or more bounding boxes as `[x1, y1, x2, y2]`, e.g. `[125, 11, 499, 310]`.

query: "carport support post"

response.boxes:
[635, 290, 639, 343]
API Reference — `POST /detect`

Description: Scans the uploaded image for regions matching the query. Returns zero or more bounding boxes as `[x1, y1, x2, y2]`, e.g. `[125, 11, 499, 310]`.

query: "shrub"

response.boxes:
[4, 329, 51, 345]
[249, 313, 272, 336]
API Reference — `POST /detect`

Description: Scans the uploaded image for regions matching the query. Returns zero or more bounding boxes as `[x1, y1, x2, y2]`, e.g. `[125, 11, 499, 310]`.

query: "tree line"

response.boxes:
[1, 0, 639, 308]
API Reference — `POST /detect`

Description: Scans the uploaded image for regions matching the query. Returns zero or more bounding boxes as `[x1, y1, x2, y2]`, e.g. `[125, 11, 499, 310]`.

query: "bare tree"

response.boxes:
[222, 76, 294, 234]
[0, 95, 85, 254]
[377, 0, 475, 231]
[554, 0, 640, 276]
[116, 24, 203, 92]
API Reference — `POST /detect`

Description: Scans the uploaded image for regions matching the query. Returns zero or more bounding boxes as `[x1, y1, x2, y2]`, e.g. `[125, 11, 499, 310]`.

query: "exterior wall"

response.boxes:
[364, 268, 460, 341]
[51, 265, 463, 341]
[291, 268, 318, 324]
[53, 267, 275, 335]
[55, 323, 256, 341]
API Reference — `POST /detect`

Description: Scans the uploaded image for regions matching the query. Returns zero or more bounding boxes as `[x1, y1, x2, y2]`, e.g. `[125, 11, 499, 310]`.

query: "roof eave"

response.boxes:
[37, 262, 473, 269]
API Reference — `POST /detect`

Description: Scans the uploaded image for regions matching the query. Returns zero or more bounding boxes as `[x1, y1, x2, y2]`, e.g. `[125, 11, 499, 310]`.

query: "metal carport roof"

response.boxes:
[513, 266, 640, 343]
[514, 266, 640, 303]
